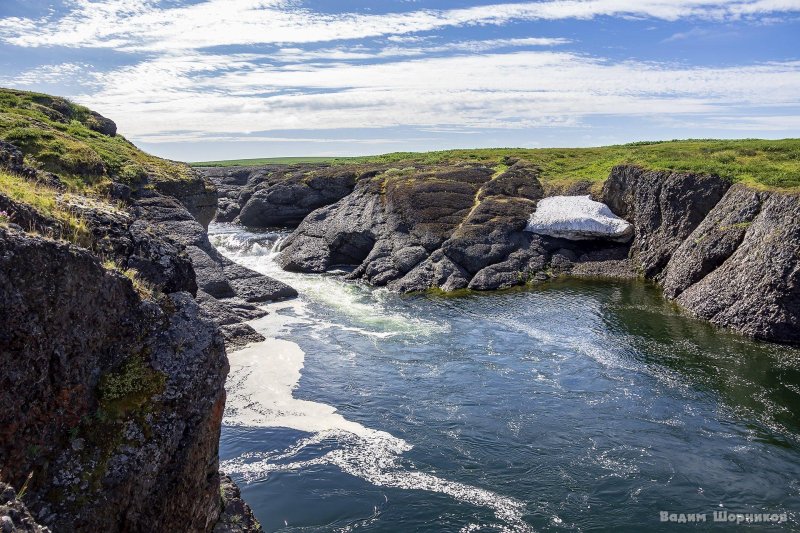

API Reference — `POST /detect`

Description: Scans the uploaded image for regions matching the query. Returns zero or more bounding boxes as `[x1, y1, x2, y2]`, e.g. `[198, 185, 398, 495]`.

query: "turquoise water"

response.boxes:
[211, 223, 800, 532]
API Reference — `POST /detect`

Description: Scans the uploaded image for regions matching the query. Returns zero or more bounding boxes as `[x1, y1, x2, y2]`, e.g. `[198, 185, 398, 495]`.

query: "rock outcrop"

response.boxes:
[1, 137, 274, 530]
[154, 174, 219, 229]
[273, 161, 632, 292]
[1, 483, 50, 533]
[660, 185, 799, 343]
[213, 474, 263, 533]
[602, 165, 731, 278]
[200, 165, 360, 226]
[604, 165, 799, 343]
[130, 190, 296, 349]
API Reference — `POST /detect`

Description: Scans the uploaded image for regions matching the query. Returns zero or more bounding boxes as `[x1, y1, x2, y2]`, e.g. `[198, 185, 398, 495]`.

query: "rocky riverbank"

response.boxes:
[200, 160, 799, 344]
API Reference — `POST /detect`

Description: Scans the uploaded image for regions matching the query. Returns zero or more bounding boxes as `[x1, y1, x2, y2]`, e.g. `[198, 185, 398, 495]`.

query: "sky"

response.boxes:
[0, 1, 799, 162]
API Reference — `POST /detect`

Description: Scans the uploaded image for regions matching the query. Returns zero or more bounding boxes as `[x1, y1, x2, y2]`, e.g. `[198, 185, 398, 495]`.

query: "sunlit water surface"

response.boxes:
[210, 223, 800, 532]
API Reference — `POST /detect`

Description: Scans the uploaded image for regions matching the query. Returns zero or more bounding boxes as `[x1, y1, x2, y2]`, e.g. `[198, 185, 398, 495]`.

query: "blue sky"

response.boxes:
[1, 1, 799, 161]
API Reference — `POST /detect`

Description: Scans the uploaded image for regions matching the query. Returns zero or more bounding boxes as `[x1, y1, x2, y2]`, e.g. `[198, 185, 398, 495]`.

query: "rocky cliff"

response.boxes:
[204, 160, 798, 344]
[1, 227, 226, 531]
[0, 89, 273, 532]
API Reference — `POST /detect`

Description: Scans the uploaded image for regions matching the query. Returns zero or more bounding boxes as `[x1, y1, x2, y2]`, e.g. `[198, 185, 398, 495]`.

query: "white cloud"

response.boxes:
[3, 1, 798, 149]
[270, 37, 570, 63]
[1, 0, 798, 51]
[5, 62, 94, 86]
[134, 133, 433, 143]
[62, 50, 800, 141]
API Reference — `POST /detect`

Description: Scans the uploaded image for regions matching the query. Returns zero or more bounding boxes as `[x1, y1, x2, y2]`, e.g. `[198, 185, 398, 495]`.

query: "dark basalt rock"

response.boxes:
[0, 141, 63, 187]
[0, 141, 27, 175]
[277, 162, 633, 293]
[603, 166, 799, 344]
[1, 483, 50, 532]
[86, 111, 117, 137]
[213, 474, 263, 533]
[661, 185, 762, 299]
[0, 228, 226, 532]
[223, 261, 298, 303]
[669, 189, 800, 343]
[269, 160, 796, 343]
[154, 172, 219, 228]
[0, 190, 198, 296]
[132, 190, 296, 348]
[602, 165, 731, 279]
[236, 167, 358, 227]
[196, 166, 256, 224]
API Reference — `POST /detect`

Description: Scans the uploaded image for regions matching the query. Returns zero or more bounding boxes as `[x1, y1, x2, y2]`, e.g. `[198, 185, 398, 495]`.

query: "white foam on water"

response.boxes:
[213, 225, 533, 531]
[222, 306, 532, 532]
[224, 301, 394, 436]
[210, 225, 448, 338]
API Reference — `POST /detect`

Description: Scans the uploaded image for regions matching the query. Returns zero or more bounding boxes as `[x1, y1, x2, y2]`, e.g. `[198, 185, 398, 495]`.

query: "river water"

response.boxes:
[210, 223, 800, 532]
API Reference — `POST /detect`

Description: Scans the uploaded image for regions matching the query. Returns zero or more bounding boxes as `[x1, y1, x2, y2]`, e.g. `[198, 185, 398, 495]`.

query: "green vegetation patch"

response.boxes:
[0, 170, 94, 245]
[0, 88, 193, 190]
[98, 355, 166, 417]
[347, 139, 800, 191]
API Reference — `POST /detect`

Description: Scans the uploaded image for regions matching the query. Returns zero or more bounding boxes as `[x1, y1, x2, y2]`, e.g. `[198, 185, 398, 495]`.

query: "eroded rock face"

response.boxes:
[132, 191, 296, 348]
[602, 165, 731, 278]
[525, 195, 633, 242]
[668, 188, 800, 343]
[195, 167, 259, 223]
[213, 474, 263, 533]
[603, 166, 799, 344]
[154, 172, 219, 229]
[1, 483, 50, 532]
[269, 161, 798, 343]
[0, 228, 226, 532]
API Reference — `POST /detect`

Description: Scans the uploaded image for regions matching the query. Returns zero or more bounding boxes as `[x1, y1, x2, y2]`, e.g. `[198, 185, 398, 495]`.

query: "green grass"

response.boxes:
[0, 88, 193, 190]
[0, 169, 96, 245]
[5, 87, 796, 191]
[192, 139, 800, 191]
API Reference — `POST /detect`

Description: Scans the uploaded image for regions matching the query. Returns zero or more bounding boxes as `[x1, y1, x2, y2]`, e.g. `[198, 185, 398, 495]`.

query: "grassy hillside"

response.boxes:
[193, 139, 800, 191]
[0, 88, 192, 191]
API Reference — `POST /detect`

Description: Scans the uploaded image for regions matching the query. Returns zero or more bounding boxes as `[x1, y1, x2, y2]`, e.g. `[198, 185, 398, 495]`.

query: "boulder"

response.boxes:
[86, 111, 117, 137]
[237, 168, 358, 227]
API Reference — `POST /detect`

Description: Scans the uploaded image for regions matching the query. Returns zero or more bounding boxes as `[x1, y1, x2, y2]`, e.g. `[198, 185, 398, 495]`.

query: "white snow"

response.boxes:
[525, 195, 633, 241]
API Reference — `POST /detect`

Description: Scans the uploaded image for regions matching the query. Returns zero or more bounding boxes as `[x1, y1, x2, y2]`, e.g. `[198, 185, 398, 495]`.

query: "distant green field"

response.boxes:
[191, 139, 800, 191]
[192, 156, 340, 166]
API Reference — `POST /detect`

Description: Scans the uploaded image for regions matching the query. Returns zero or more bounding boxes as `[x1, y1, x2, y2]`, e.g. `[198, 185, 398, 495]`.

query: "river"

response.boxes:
[210, 223, 800, 532]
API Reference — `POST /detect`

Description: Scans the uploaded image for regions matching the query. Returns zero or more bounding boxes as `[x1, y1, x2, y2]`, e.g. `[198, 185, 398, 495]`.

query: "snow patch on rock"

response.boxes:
[525, 195, 633, 242]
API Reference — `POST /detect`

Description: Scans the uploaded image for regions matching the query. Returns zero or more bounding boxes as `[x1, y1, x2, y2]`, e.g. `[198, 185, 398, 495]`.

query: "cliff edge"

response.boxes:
[0, 89, 271, 532]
